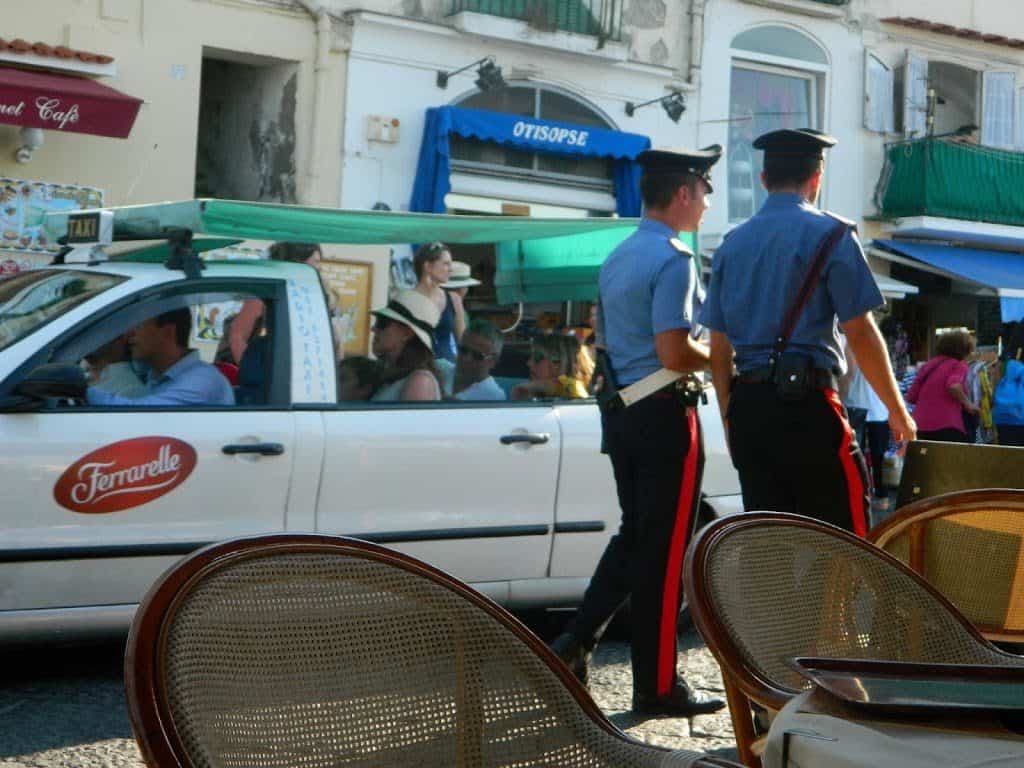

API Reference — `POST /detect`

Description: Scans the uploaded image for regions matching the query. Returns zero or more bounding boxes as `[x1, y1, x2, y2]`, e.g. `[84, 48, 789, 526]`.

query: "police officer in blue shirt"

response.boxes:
[701, 129, 916, 534]
[551, 146, 726, 718]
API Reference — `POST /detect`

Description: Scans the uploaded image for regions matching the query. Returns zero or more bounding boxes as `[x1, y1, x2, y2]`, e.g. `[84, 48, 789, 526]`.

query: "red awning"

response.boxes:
[0, 67, 142, 139]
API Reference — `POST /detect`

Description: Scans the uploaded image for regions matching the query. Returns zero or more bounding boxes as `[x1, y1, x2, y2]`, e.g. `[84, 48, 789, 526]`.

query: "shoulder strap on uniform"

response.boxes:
[668, 237, 694, 257]
[773, 221, 849, 363]
[822, 210, 858, 234]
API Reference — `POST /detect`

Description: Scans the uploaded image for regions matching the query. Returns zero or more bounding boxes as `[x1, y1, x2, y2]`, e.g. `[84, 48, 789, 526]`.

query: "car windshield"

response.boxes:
[0, 269, 126, 352]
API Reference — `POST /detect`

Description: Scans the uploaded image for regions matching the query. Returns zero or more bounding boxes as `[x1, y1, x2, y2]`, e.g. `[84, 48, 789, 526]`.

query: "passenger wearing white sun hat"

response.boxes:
[441, 260, 482, 292]
[370, 290, 443, 402]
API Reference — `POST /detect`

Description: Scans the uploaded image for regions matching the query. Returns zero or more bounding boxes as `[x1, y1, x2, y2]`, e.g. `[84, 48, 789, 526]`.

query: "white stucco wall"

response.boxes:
[340, 12, 700, 213]
[695, 0, 863, 245]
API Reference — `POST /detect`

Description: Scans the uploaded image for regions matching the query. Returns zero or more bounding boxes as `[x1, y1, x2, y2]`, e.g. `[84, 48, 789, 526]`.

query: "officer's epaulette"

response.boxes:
[668, 237, 694, 257]
[822, 210, 858, 234]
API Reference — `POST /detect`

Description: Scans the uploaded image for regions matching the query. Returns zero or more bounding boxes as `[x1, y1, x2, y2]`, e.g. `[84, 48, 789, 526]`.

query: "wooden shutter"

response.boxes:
[903, 51, 928, 138]
[865, 51, 894, 134]
[982, 71, 1015, 149]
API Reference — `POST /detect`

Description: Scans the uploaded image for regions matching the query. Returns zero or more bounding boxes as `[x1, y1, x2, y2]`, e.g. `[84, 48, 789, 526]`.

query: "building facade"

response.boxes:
[4, 0, 1024, 355]
[0, 0, 347, 270]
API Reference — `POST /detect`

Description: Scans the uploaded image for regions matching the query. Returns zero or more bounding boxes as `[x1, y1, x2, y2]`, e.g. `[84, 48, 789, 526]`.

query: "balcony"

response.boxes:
[875, 137, 1024, 228]
[449, 0, 622, 42]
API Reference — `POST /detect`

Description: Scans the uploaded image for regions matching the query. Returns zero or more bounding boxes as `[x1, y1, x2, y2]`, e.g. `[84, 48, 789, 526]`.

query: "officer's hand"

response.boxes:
[888, 408, 917, 453]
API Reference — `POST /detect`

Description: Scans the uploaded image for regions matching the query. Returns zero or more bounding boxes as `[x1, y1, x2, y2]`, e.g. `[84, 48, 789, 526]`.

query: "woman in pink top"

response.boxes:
[906, 330, 980, 442]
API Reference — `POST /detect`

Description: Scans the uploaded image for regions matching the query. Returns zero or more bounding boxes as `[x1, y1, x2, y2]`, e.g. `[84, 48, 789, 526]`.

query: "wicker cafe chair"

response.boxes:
[126, 534, 741, 768]
[683, 512, 1024, 768]
[869, 489, 1024, 644]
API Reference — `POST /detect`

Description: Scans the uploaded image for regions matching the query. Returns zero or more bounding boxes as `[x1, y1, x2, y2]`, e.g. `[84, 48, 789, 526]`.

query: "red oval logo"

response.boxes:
[54, 437, 197, 514]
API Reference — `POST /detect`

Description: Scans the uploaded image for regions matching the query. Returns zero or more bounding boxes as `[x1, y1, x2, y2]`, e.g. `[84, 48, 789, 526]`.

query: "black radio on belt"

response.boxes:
[770, 344, 815, 402]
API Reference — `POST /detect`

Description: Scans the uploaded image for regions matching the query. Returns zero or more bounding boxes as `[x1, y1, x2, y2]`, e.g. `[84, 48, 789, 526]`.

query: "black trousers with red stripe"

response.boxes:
[729, 381, 869, 535]
[570, 393, 704, 699]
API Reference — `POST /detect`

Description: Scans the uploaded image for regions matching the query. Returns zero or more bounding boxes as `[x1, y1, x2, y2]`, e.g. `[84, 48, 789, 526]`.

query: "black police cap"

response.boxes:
[637, 144, 722, 192]
[752, 128, 837, 158]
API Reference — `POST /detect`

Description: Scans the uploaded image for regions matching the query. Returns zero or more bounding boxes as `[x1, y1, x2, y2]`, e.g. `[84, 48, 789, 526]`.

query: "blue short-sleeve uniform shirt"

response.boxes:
[599, 218, 697, 385]
[699, 193, 883, 374]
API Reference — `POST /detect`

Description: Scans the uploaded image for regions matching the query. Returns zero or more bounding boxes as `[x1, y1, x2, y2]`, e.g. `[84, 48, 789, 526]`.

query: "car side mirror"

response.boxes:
[16, 363, 87, 401]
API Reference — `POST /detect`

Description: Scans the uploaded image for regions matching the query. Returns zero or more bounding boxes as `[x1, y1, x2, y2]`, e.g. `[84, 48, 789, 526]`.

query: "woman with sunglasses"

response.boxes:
[511, 333, 593, 401]
[413, 242, 465, 364]
[370, 290, 443, 402]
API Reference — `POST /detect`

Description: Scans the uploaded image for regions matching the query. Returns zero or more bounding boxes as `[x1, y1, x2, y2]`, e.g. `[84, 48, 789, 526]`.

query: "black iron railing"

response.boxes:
[450, 0, 623, 42]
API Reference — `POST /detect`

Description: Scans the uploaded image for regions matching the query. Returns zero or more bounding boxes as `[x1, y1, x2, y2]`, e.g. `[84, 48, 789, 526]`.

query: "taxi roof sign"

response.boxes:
[66, 210, 114, 246]
[44, 199, 638, 246]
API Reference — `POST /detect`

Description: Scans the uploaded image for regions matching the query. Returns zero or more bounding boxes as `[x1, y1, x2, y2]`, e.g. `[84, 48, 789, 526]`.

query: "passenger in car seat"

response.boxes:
[83, 333, 147, 398]
[370, 290, 442, 402]
[87, 308, 234, 407]
[338, 356, 381, 401]
[450, 319, 506, 401]
[510, 333, 591, 400]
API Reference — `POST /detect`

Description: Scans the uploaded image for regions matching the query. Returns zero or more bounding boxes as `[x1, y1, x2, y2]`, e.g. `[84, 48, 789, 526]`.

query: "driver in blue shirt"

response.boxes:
[87, 308, 235, 407]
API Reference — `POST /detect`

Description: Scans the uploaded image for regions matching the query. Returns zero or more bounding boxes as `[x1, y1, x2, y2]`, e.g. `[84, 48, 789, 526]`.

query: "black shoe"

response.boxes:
[550, 632, 591, 687]
[632, 682, 726, 717]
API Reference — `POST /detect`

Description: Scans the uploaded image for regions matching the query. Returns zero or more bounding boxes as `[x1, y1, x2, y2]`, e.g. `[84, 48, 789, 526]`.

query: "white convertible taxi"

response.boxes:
[0, 200, 740, 643]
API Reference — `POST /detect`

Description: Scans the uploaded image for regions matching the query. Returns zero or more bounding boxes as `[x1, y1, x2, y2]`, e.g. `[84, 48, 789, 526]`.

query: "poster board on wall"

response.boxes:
[320, 259, 373, 356]
[0, 178, 103, 254]
[0, 177, 104, 275]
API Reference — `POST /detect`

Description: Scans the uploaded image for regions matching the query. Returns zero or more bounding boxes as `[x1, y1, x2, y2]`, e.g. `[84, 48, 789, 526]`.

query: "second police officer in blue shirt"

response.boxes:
[551, 146, 726, 718]
[700, 129, 916, 534]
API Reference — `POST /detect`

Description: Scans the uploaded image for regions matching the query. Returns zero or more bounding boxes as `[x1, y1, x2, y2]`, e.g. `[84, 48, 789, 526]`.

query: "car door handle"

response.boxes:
[222, 442, 286, 456]
[500, 432, 550, 446]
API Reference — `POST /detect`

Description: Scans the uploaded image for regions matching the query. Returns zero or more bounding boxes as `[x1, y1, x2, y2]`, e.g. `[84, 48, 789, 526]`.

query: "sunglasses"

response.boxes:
[458, 344, 493, 362]
[373, 316, 393, 332]
[530, 347, 560, 364]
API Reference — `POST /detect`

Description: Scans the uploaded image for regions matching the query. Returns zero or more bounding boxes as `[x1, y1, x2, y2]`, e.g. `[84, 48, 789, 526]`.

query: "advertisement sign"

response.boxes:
[54, 437, 198, 514]
[0, 177, 103, 255]
[320, 260, 374, 356]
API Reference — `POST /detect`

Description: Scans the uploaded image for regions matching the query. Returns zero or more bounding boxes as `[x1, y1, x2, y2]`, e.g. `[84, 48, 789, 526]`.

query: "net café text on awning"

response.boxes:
[0, 97, 80, 131]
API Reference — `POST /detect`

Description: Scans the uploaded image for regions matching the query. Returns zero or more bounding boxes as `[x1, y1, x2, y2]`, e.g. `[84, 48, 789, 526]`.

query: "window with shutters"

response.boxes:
[894, 55, 1017, 149]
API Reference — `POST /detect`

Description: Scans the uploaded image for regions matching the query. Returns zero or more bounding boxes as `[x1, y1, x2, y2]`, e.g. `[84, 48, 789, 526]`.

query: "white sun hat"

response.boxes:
[371, 289, 441, 351]
[442, 260, 481, 289]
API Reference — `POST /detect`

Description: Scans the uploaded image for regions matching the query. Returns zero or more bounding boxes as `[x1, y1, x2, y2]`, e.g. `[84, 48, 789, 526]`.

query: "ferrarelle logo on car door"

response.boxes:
[54, 437, 197, 514]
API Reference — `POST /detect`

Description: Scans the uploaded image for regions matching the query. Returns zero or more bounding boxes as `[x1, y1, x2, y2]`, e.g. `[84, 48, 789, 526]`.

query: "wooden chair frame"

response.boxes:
[683, 512, 1021, 768]
[126, 533, 740, 768]
[869, 488, 1024, 643]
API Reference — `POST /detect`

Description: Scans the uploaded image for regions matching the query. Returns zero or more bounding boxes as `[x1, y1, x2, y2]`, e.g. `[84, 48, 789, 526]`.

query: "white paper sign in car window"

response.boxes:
[287, 279, 331, 402]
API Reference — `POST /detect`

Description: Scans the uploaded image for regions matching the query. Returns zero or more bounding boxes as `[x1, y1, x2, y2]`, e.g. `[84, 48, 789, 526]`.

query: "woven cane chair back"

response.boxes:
[870, 489, 1024, 643]
[685, 513, 1024, 714]
[127, 534, 738, 768]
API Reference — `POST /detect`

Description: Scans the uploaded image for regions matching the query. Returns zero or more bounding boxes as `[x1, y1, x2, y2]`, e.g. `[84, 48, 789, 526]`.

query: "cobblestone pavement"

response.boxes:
[0, 629, 738, 766]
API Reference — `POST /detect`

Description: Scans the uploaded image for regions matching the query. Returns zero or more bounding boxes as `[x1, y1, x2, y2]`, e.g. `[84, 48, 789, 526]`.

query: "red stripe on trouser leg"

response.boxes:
[656, 408, 699, 696]
[824, 389, 868, 538]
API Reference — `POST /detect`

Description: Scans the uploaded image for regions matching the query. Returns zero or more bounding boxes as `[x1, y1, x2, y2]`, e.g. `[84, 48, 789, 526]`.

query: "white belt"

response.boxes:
[617, 368, 685, 407]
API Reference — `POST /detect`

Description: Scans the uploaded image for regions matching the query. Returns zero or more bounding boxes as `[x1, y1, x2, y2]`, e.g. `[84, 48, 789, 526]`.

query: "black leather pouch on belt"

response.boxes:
[677, 374, 705, 407]
[772, 352, 815, 402]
